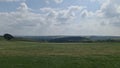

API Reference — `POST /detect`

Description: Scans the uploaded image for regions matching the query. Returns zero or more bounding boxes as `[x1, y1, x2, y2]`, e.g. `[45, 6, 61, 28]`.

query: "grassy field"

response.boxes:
[0, 40, 120, 68]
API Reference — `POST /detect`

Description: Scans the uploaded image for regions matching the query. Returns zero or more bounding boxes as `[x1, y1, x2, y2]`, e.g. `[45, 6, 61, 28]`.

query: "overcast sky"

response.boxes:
[0, 0, 120, 36]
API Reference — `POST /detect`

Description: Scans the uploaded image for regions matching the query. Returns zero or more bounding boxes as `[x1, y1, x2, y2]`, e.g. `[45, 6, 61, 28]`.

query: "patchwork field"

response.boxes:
[0, 40, 120, 68]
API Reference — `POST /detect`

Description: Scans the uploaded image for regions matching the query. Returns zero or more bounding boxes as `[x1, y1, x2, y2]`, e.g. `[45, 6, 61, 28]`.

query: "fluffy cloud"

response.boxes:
[40, 6, 84, 25]
[0, 1, 120, 36]
[95, 0, 120, 27]
[76, 0, 120, 36]
[0, 3, 44, 35]
[0, 3, 85, 35]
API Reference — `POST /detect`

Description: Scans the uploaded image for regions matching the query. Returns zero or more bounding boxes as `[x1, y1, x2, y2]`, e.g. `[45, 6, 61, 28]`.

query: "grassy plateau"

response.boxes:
[0, 39, 120, 68]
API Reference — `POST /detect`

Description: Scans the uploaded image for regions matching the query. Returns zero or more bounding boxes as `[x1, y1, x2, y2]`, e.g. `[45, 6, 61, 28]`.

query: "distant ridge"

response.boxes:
[49, 36, 90, 42]
[16, 36, 120, 42]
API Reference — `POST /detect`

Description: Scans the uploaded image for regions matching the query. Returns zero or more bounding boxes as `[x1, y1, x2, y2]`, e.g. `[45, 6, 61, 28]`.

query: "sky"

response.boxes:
[0, 0, 120, 36]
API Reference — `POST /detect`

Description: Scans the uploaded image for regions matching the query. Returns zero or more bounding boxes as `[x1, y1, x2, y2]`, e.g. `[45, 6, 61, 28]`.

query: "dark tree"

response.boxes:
[3, 34, 14, 40]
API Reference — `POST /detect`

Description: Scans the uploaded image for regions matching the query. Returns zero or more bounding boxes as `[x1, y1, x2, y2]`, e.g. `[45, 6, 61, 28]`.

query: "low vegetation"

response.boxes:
[0, 39, 120, 68]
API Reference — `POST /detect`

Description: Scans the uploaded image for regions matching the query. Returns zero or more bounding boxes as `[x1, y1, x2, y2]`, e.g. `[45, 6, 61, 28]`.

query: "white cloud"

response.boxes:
[17, 2, 31, 13]
[0, 1, 120, 36]
[95, 0, 120, 27]
[40, 6, 85, 25]
[0, 3, 86, 36]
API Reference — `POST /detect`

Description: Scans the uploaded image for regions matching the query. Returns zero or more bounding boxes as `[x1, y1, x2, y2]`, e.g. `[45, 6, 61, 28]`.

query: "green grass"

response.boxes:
[0, 40, 120, 68]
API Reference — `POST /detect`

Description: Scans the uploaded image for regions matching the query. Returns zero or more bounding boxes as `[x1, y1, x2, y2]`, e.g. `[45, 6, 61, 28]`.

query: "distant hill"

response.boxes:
[16, 36, 120, 42]
[87, 36, 120, 41]
[49, 36, 90, 42]
[1, 35, 120, 42]
[17, 36, 63, 42]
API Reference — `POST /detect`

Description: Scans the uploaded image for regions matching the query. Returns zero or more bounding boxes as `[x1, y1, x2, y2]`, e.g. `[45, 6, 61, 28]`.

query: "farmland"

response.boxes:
[0, 40, 120, 68]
